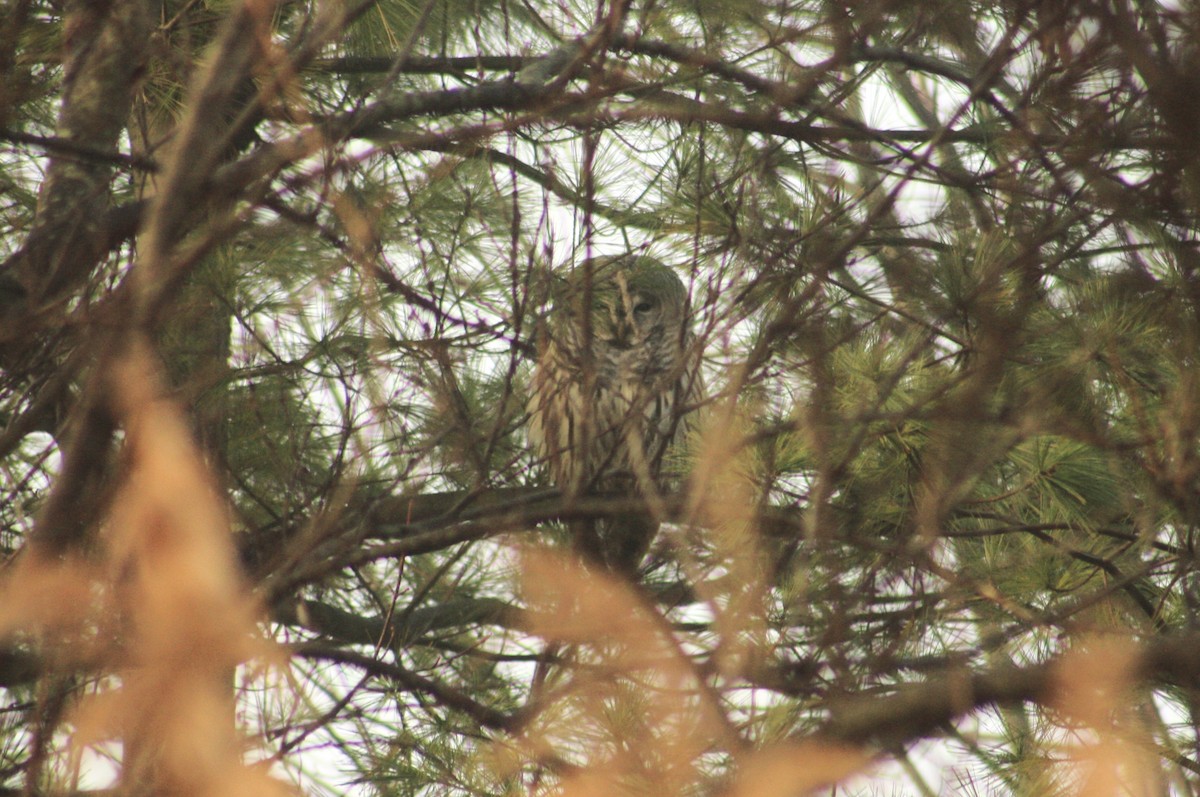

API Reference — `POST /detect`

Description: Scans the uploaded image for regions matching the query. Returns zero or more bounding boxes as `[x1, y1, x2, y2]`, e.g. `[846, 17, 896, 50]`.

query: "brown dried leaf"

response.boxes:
[521, 548, 647, 649]
[686, 409, 769, 678]
[517, 548, 728, 797]
[66, 341, 286, 795]
[728, 743, 869, 797]
[0, 554, 110, 648]
[1050, 636, 1155, 797]
[1051, 636, 1136, 728]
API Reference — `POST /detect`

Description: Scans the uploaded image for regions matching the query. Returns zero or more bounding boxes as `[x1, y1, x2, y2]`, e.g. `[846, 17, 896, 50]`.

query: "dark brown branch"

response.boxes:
[26, 338, 123, 553]
[819, 633, 1200, 749]
[0, 129, 157, 172]
[273, 595, 524, 648]
[848, 45, 974, 84]
[310, 54, 526, 75]
[326, 79, 556, 138]
[0, 200, 146, 337]
[0, 0, 151, 347]
[426, 144, 662, 230]
[296, 644, 518, 732]
[612, 33, 783, 97]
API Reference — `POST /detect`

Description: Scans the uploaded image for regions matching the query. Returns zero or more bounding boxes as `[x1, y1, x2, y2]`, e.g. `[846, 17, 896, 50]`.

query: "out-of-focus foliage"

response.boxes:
[1, 0, 1199, 794]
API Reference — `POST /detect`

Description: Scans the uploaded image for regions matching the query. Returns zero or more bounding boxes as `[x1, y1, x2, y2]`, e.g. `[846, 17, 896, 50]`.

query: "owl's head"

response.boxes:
[558, 254, 688, 350]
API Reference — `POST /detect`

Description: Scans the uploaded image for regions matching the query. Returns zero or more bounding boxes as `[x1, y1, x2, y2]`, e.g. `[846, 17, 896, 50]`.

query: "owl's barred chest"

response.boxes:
[531, 336, 684, 489]
[593, 361, 676, 436]
[527, 255, 699, 498]
[549, 337, 679, 425]
[594, 335, 677, 387]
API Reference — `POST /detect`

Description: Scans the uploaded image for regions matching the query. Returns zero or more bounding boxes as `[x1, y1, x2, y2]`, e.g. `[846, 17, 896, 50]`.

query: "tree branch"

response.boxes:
[311, 54, 526, 75]
[0, 0, 151, 351]
[820, 633, 1200, 749]
[296, 644, 518, 732]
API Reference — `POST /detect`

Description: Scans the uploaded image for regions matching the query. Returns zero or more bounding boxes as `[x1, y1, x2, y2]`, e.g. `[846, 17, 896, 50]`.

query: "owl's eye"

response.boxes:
[633, 299, 655, 315]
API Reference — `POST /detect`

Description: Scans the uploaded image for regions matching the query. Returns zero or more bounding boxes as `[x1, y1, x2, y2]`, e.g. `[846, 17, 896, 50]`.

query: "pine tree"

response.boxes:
[1, 0, 1199, 794]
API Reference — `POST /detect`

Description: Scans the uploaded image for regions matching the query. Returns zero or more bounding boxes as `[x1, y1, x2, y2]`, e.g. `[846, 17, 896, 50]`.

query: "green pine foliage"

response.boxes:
[3, 0, 1200, 794]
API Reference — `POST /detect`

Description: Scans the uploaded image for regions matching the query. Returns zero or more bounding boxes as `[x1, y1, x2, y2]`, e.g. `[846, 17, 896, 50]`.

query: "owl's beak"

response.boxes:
[613, 315, 640, 349]
[600, 305, 635, 349]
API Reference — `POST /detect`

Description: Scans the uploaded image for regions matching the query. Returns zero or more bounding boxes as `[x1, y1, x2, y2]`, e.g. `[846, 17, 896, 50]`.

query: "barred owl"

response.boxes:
[528, 254, 703, 572]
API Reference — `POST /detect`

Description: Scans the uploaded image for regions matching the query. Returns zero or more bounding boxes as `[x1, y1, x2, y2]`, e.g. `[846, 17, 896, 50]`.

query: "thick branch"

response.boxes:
[311, 54, 526, 75]
[3, 0, 151, 310]
[820, 633, 1200, 748]
[273, 595, 523, 647]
